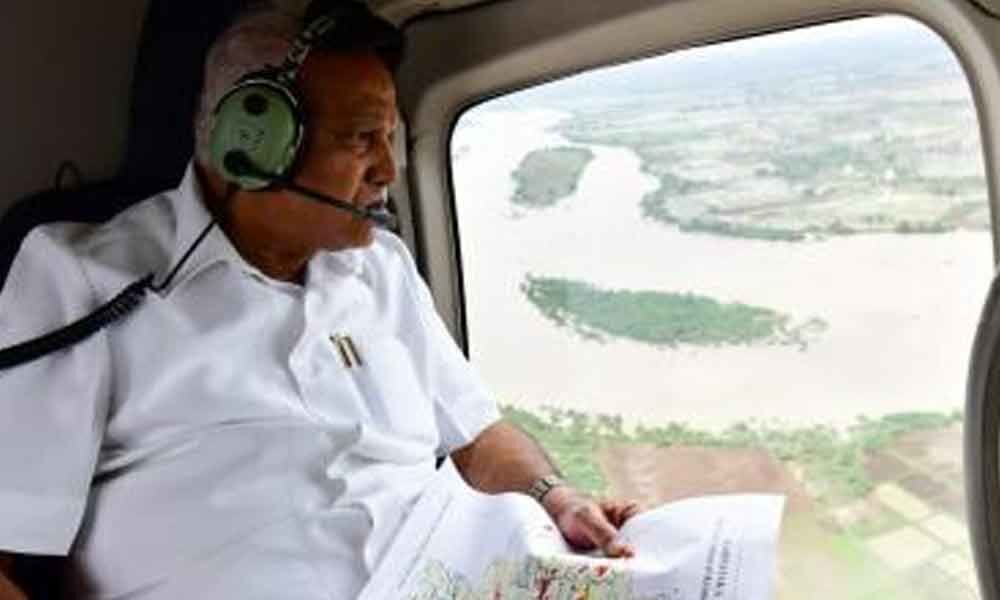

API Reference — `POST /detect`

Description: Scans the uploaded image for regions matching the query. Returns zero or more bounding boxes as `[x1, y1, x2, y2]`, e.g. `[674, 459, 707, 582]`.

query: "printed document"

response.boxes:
[360, 461, 785, 600]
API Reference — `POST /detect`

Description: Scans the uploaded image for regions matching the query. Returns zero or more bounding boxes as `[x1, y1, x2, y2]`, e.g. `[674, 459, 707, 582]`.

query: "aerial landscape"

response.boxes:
[450, 16, 990, 599]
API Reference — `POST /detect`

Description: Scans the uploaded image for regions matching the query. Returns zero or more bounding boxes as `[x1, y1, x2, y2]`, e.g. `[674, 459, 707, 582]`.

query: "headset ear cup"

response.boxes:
[209, 79, 304, 190]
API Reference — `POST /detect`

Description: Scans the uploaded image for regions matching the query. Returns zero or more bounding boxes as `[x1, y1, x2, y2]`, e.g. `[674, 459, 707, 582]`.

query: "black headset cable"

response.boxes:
[0, 188, 231, 371]
[149, 217, 218, 294]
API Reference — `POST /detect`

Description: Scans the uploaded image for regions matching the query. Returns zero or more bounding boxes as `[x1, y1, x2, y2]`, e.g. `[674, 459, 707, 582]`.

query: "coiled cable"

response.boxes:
[0, 190, 226, 371]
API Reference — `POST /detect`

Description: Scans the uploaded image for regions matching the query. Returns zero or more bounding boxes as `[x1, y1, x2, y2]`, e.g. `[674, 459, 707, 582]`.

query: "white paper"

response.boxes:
[360, 462, 785, 600]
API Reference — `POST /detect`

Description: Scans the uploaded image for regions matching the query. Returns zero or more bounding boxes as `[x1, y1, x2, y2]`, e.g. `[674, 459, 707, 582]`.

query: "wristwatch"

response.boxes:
[527, 474, 565, 503]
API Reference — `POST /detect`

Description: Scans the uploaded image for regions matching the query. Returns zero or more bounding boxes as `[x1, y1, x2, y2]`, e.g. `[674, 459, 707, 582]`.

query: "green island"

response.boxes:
[511, 146, 595, 208]
[521, 274, 826, 349]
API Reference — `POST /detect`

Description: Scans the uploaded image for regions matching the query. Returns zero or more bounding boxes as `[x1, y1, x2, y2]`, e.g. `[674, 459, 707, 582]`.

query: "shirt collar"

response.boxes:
[317, 244, 366, 277]
[160, 163, 256, 294]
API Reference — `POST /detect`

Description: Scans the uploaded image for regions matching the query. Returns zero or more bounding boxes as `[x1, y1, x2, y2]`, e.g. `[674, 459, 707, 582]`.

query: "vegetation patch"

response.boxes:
[502, 404, 962, 504]
[511, 147, 595, 209]
[521, 275, 826, 349]
[640, 183, 812, 242]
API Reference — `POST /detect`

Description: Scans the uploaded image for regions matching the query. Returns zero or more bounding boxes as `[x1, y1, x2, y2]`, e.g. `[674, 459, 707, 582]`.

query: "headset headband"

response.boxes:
[275, 14, 339, 87]
[209, 3, 394, 190]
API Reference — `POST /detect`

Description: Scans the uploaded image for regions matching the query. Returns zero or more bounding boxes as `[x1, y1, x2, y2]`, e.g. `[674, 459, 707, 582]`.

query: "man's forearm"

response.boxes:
[450, 420, 559, 495]
[451, 420, 640, 557]
[0, 576, 25, 600]
[0, 555, 26, 600]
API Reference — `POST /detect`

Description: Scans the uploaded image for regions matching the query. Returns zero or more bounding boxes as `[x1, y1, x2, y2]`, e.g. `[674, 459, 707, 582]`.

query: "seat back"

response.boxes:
[0, 0, 249, 289]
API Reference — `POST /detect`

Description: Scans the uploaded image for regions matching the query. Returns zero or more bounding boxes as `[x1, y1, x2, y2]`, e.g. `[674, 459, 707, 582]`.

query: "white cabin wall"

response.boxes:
[0, 1, 150, 216]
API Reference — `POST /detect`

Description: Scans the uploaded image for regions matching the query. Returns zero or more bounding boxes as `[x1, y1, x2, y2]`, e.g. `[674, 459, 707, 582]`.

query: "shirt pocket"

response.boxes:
[345, 332, 439, 447]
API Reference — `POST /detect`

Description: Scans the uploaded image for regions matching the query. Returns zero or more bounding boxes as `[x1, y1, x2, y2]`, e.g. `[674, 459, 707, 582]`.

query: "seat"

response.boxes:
[3, 2, 250, 595]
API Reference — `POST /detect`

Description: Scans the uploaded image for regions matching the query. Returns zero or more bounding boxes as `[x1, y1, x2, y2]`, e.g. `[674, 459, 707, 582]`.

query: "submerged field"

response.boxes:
[511, 147, 594, 209]
[537, 27, 988, 242]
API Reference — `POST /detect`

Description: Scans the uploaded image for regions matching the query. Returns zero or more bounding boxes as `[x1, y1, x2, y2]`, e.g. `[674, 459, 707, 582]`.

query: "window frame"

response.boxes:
[397, 1, 1000, 597]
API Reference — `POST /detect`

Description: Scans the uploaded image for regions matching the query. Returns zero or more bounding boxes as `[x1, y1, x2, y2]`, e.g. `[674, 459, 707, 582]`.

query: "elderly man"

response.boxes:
[0, 1, 639, 598]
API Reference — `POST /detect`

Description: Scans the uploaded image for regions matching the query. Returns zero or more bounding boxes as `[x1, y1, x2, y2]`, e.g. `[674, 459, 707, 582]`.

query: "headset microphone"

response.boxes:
[223, 151, 398, 230]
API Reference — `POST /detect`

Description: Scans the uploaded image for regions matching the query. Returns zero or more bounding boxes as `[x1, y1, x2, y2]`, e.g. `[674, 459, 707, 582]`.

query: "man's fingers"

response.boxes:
[618, 501, 642, 524]
[599, 501, 622, 528]
[599, 499, 643, 528]
[551, 492, 642, 557]
[578, 504, 634, 558]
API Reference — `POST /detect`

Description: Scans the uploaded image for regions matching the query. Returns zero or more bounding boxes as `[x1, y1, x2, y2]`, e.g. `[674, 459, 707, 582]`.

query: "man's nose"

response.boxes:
[367, 135, 397, 187]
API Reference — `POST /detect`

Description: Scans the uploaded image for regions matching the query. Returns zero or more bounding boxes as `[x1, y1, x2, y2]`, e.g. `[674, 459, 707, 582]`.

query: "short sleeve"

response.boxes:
[392, 241, 500, 453]
[0, 226, 111, 555]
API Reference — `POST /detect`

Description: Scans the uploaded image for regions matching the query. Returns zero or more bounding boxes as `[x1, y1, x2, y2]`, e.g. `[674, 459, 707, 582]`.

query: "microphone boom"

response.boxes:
[224, 152, 397, 229]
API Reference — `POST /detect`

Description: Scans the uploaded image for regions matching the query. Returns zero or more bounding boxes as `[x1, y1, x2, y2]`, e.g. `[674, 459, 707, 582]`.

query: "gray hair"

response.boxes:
[193, 4, 302, 166]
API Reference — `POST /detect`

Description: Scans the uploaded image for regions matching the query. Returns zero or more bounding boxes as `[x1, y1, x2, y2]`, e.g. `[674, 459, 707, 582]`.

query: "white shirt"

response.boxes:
[0, 165, 500, 599]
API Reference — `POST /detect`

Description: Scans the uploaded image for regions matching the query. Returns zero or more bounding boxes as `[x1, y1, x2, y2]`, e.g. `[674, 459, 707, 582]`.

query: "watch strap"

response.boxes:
[527, 474, 565, 503]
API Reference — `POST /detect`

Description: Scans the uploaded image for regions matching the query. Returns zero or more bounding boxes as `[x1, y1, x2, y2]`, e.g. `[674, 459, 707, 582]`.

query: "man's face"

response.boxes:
[227, 50, 398, 257]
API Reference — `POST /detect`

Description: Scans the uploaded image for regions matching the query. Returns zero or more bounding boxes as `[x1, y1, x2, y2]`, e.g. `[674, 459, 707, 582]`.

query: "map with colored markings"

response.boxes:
[359, 463, 785, 600]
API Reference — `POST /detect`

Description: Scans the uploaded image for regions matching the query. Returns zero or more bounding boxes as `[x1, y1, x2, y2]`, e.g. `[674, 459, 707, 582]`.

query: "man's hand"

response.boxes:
[541, 485, 642, 558]
[450, 421, 643, 557]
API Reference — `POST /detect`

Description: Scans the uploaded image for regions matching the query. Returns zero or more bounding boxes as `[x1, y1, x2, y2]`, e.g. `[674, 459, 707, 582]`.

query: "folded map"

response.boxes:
[360, 461, 786, 600]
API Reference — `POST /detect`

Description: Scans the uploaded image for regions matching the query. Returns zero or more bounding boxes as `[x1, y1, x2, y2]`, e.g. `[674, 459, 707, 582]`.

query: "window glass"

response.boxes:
[452, 15, 990, 600]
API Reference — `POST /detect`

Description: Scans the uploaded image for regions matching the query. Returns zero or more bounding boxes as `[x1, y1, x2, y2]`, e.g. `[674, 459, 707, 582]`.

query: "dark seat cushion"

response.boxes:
[0, 179, 157, 287]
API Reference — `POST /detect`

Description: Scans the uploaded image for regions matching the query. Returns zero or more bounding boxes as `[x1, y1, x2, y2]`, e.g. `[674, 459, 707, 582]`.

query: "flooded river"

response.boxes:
[452, 109, 994, 429]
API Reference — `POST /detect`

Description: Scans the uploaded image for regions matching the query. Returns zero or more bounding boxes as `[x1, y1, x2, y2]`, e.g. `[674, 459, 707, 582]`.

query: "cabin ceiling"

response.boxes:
[368, 0, 501, 24]
[279, 0, 501, 24]
[968, 0, 1000, 17]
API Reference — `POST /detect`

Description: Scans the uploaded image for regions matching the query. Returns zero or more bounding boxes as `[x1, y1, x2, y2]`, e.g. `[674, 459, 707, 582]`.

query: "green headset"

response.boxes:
[208, 10, 341, 190]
